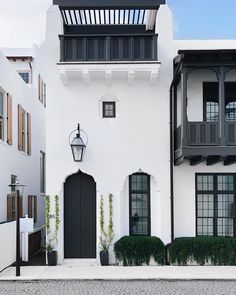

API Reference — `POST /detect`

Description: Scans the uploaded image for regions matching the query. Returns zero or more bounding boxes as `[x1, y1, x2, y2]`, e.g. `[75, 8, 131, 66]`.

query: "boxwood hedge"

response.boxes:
[168, 237, 236, 266]
[114, 236, 165, 266]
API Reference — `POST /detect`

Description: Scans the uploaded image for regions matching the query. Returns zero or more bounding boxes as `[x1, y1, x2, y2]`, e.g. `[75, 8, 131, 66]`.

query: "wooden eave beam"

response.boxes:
[224, 156, 236, 166]
[206, 155, 224, 166]
[190, 156, 206, 166]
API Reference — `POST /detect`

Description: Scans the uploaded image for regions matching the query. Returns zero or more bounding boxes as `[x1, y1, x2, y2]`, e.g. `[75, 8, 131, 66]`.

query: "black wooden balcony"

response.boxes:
[59, 34, 158, 62]
[172, 49, 236, 166]
[175, 121, 236, 166]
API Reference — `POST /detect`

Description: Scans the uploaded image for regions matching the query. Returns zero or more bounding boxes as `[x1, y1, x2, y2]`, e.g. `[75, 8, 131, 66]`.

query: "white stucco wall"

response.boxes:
[38, 4, 175, 263]
[0, 221, 16, 271]
[0, 50, 46, 229]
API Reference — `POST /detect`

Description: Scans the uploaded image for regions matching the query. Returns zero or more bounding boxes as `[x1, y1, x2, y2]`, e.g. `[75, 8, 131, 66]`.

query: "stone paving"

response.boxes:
[1, 280, 236, 295]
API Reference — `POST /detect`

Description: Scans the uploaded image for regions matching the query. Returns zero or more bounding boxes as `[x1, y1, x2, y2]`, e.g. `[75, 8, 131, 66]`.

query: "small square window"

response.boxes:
[19, 72, 30, 84]
[102, 102, 116, 118]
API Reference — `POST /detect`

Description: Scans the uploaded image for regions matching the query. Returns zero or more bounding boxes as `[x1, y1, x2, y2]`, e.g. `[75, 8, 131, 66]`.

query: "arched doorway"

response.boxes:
[64, 170, 96, 258]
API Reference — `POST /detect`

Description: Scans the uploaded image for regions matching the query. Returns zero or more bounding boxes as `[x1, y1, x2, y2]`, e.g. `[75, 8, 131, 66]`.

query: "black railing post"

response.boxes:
[218, 66, 226, 146]
[16, 189, 20, 277]
[181, 67, 188, 146]
[59, 35, 65, 62]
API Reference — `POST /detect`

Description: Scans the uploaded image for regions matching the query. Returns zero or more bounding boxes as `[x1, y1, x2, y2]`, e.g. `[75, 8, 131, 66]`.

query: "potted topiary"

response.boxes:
[99, 194, 114, 266]
[46, 239, 58, 266]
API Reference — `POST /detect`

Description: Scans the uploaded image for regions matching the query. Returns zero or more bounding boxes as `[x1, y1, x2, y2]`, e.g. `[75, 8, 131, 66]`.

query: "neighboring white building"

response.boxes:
[33, 0, 236, 265]
[0, 48, 46, 261]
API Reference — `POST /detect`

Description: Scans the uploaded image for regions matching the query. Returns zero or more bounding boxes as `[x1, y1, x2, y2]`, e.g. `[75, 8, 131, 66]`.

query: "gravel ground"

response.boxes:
[1, 280, 236, 295]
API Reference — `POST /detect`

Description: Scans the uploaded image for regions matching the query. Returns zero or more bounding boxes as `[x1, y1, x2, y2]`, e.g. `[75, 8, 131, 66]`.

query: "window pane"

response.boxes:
[0, 92, 3, 115]
[217, 175, 234, 191]
[205, 101, 219, 122]
[103, 102, 115, 118]
[197, 218, 214, 236]
[197, 175, 213, 191]
[217, 218, 234, 237]
[197, 194, 214, 217]
[11, 175, 17, 193]
[131, 217, 148, 235]
[218, 194, 234, 217]
[19, 72, 29, 84]
[131, 174, 148, 191]
[131, 193, 148, 217]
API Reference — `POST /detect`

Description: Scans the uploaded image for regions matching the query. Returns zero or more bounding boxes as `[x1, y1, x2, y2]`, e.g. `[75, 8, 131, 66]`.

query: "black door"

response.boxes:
[64, 170, 96, 258]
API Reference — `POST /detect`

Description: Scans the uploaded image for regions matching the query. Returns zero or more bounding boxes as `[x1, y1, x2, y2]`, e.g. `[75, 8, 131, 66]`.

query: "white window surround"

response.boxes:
[99, 93, 119, 119]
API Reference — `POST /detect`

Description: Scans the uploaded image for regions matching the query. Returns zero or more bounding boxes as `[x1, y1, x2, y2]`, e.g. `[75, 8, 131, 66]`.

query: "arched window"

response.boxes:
[129, 173, 150, 236]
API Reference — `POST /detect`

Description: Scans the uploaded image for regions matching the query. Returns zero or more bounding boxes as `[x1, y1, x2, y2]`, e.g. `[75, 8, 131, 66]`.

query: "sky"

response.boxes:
[0, 0, 235, 48]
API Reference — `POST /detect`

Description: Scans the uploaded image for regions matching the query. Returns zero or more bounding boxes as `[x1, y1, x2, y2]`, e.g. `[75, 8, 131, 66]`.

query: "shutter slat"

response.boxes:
[27, 113, 31, 155]
[34, 195, 37, 223]
[38, 74, 41, 101]
[7, 194, 14, 221]
[28, 195, 33, 218]
[18, 104, 23, 151]
[19, 195, 23, 218]
[7, 94, 12, 145]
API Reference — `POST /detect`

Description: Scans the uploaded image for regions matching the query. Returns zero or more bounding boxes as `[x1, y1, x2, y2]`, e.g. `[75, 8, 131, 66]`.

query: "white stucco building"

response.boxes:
[0, 47, 46, 264]
[34, 0, 236, 264]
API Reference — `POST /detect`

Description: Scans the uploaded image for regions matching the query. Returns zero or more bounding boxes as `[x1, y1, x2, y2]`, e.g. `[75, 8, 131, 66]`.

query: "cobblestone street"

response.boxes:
[1, 280, 236, 295]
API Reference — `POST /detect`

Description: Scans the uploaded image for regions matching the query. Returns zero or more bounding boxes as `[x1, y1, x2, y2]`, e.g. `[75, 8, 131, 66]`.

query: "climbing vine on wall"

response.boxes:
[45, 195, 50, 235]
[99, 194, 114, 252]
[54, 195, 60, 242]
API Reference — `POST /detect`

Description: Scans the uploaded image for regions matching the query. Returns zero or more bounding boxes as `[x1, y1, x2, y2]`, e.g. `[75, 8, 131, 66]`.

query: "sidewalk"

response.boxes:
[1, 265, 236, 281]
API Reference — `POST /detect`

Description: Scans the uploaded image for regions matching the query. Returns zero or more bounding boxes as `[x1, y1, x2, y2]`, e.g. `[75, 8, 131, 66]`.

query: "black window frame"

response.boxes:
[129, 172, 151, 236]
[196, 173, 236, 237]
[102, 101, 116, 118]
[203, 82, 236, 122]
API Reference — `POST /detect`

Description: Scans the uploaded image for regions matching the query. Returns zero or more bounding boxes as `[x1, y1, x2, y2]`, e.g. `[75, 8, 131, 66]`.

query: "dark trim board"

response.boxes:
[54, 0, 165, 9]
[64, 25, 153, 35]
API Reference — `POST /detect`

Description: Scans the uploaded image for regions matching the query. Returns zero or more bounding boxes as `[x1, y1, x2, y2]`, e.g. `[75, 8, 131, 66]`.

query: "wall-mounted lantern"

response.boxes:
[69, 124, 88, 162]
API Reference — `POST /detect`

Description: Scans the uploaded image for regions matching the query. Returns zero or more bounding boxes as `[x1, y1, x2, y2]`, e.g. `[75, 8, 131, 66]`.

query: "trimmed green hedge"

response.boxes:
[114, 236, 165, 266]
[169, 237, 236, 266]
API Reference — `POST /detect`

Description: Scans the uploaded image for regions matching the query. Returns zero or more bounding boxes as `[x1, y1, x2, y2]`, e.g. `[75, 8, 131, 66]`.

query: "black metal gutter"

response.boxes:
[169, 53, 184, 243]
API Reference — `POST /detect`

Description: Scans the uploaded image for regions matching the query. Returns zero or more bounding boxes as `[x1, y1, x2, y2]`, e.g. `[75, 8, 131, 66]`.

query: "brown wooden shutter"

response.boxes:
[27, 113, 31, 155]
[38, 74, 41, 101]
[44, 83, 46, 107]
[41, 79, 44, 102]
[19, 195, 23, 218]
[7, 194, 14, 221]
[18, 104, 23, 151]
[34, 195, 37, 223]
[7, 94, 12, 145]
[28, 195, 33, 218]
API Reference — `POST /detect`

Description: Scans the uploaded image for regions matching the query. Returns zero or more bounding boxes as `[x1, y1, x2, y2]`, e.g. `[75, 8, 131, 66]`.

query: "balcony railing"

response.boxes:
[175, 121, 236, 147]
[226, 122, 236, 145]
[187, 122, 219, 146]
[59, 34, 158, 62]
